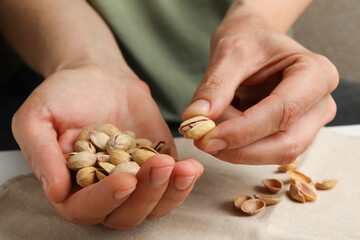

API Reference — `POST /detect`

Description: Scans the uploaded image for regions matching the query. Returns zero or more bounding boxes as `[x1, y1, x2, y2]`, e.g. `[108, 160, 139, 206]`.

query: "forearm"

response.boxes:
[225, 0, 313, 33]
[0, 0, 129, 77]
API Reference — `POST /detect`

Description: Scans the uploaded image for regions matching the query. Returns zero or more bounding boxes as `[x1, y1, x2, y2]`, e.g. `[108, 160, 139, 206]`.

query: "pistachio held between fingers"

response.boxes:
[179, 116, 216, 140]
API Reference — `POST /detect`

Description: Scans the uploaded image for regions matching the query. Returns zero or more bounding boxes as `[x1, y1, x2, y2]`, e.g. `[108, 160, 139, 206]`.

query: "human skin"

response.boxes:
[183, 0, 339, 165]
[0, 0, 203, 229]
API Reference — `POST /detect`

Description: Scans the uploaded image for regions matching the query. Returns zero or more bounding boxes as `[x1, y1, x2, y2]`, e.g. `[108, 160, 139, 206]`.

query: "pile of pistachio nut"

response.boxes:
[66, 124, 171, 188]
[234, 160, 338, 216]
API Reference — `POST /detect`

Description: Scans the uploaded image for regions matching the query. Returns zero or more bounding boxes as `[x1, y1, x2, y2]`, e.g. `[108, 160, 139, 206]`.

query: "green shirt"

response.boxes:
[89, 0, 232, 122]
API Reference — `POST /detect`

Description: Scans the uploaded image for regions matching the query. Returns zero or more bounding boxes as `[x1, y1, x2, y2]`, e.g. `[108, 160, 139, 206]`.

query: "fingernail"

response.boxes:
[114, 187, 136, 201]
[187, 99, 210, 114]
[204, 139, 227, 152]
[150, 166, 173, 186]
[174, 175, 195, 190]
[40, 176, 48, 191]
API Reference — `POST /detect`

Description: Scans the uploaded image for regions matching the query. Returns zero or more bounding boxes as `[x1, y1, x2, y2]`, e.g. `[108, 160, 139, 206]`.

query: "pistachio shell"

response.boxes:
[314, 179, 338, 190]
[261, 178, 283, 193]
[289, 183, 306, 203]
[74, 140, 96, 153]
[67, 151, 96, 171]
[132, 146, 158, 166]
[109, 149, 131, 165]
[233, 195, 252, 209]
[110, 162, 140, 175]
[90, 131, 110, 151]
[77, 127, 93, 141]
[135, 138, 153, 147]
[95, 169, 107, 181]
[96, 124, 121, 137]
[254, 195, 282, 206]
[97, 162, 116, 174]
[179, 116, 216, 140]
[287, 170, 312, 184]
[106, 133, 136, 152]
[122, 130, 136, 138]
[152, 140, 172, 155]
[76, 167, 97, 187]
[240, 199, 266, 216]
[295, 181, 318, 201]
[278, 159, 299, 172]
[65, 152, 77, 161]
[96, 153, 110, 163]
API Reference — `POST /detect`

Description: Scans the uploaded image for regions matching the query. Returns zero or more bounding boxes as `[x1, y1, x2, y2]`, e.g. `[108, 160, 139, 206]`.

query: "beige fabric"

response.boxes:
[1, 128, 359, 239]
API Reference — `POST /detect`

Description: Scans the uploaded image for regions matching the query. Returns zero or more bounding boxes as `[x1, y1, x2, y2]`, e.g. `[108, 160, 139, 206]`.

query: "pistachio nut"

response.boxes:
[152, 140, 171, 155]
[73, 140, 96, 153]
[110, 162, 140, 176]
[65, 152, 77, 161]
[76, 167, 97, 187]
[97, 162, 116, 174]
[109, 149, 131, 165]
[261, 178, 283, 193]
[106, 133, 136, 152]
[135, 138, 153, 148]
[132, 146, 158, 166]
[278, 159, 299, 172]
[67, 151, 97, 171]
[122, 130, 136, 138]
[77, 127, 93, 141]
[96, 124, 121, 137]
[95, 152, 110, 163]
[254, 195, 282, 206]
[233, 195, 252, 209]
[314, 179, 338, 190]
[95, 169, 107, 181]
[90, 131, 110, 151]
[178, 116, 215, 140]
[240, 199, 266, 216]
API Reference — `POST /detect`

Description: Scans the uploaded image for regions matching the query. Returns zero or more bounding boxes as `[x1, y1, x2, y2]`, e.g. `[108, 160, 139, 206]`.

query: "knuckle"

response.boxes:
[278, 100, 300, 131]
[314, 54, 339, 92]
[200, 74, 223, 92]
[213, 36, 246, 61]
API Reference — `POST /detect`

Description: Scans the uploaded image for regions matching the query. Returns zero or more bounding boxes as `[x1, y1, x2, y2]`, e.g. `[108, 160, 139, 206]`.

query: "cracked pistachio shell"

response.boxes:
[178, 116, 216, 140]
[234, 195, 252, 209]
[135, 138, 153, 147]
[152, 140, 172, 155]
[132, 146, 158, 166]
[67, 151, 96, 171]
[90, 131, 110, 151]
[240, 199, 266, 216]
[287, 170, 312, 184]
[65, 152, 77, 161]
[97, 162, 116, 174]
[261, 179, 283, 193]
[77, 127, 93, 141]
[96, 124, 121, 137]
[110, 162, 140, 176]
[109, 149, 132, 165]
[254, 195, 282, 206]
[289, 183, 306, 203]
[295, 181, 318, 201]
[122, 130, 136, 138]
[278, 159, 299, 172]
[314, 179, 338, 190]
[74, 140, 96, 153]
[76, 167, 97, 187]
[106, 133, 136, 152]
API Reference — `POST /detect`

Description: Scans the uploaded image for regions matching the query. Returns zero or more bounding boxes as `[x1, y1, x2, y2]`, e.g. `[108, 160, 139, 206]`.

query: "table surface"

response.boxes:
[1, 124, 360, 185]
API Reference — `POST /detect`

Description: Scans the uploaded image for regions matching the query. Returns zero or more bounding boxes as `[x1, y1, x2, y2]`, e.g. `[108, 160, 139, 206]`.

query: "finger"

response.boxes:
[103, 155, 175, 230]
[210, 95, 336, 165]
[147, 159, 203, 219]
[198, 54, 339, 152]
[53, 172, 137, 225]
[12, 101, 71, 203]
[182, 38, 260, 120]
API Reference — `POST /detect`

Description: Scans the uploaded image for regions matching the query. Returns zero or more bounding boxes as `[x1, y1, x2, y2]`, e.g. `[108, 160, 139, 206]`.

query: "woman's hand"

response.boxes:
[12, 64, 203, 229]
[183, 5, 339, 165]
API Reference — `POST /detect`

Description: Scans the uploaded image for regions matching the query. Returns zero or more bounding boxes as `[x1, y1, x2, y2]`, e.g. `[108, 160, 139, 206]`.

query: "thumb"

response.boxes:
[12, 105, 71, 204]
